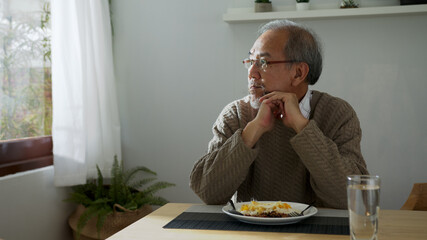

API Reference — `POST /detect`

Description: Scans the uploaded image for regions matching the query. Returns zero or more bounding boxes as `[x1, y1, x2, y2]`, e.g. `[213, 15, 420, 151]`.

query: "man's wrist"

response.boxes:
[294, 118, 309, 133]
[242, 120, 265, 148]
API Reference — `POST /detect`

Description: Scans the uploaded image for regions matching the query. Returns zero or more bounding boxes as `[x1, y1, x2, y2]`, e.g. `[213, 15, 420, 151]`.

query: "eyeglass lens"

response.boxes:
[243, 59, 267, 71]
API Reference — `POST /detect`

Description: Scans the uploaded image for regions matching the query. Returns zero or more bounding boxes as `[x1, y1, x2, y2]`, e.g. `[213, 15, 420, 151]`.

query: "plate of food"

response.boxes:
[222, 201, 317, 225]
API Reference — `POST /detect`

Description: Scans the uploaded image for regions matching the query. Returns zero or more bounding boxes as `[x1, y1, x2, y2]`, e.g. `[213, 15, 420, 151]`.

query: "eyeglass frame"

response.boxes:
[242, 58, 298, 72]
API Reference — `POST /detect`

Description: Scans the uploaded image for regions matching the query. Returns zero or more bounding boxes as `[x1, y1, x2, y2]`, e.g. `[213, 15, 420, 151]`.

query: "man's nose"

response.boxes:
[248, 63, 261, 79]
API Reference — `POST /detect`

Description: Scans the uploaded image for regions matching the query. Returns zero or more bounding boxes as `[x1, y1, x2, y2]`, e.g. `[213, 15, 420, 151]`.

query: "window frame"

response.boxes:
[0, 136, 53, 177]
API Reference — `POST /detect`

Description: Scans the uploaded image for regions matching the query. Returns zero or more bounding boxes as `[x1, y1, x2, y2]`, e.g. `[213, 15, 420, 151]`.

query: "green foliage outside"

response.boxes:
[64, 156, 176, 239]
[0, 1, 51, 140]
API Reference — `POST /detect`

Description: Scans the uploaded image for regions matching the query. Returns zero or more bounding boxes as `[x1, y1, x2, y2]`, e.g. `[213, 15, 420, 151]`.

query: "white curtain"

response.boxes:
[51, 0, 121, 186]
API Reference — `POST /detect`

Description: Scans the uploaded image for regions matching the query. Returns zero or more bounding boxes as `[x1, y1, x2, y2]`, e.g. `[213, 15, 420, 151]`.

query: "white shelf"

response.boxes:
[223, 4, 427, 22]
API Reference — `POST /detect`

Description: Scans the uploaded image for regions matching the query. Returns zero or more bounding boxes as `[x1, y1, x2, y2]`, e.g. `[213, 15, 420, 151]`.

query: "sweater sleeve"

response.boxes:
[290, 111, 368, 209]
[189, 106, 258, 205]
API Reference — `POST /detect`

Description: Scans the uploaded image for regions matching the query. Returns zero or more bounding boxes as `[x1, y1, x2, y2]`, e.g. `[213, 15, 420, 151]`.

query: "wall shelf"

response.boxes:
[223, 4, 427, 22]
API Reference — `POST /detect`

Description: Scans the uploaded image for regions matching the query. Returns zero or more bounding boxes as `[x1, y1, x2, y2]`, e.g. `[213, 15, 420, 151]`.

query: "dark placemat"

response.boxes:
[163, 212, 349, 235]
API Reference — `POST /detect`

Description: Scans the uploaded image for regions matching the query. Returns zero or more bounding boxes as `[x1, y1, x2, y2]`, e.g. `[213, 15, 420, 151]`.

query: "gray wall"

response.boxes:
[0, 167, 74, 240]
[112, 0, 427, 210]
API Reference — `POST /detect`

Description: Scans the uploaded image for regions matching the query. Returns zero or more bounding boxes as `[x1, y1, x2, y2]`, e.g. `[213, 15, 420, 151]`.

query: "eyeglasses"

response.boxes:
[242, 58, 297, 72]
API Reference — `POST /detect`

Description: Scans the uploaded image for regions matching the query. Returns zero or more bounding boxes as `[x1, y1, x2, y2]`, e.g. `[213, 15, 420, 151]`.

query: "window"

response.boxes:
[0, 0, 52, 176]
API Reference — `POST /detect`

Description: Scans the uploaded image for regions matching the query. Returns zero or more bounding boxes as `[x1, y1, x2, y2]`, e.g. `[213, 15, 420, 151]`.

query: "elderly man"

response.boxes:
[190, 19, 369, 209]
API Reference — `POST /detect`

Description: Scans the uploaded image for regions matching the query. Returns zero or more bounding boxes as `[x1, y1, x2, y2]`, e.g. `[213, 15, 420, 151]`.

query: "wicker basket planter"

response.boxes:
[65, 157, 174, 240]
[68, 204, 152, 240]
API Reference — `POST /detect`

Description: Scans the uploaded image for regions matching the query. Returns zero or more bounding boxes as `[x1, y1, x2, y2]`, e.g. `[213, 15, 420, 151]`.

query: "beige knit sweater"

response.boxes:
[190, 91, 369, 209]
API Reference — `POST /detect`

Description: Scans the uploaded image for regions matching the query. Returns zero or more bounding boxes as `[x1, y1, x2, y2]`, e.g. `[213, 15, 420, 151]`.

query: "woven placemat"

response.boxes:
[163, 212, 349, 235]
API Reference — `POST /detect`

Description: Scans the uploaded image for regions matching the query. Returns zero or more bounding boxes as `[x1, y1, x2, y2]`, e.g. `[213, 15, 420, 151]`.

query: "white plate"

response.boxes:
[222, 201, 318, 225]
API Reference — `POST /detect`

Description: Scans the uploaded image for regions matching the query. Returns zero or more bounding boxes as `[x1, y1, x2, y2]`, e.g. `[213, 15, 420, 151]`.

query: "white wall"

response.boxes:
[112, 0, 427, 210]
[0, 167, 74, 240]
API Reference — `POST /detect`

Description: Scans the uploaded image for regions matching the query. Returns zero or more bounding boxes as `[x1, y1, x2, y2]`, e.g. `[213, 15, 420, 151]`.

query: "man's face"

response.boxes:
[247, 30, 294, 108]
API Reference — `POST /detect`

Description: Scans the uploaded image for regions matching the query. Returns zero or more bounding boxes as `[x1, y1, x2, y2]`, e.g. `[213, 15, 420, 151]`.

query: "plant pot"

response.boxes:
[255, 2, 272, 12]
[340, 0, 359, 8]
[296, 3, 310, 11]
[68, 204, 152, 240]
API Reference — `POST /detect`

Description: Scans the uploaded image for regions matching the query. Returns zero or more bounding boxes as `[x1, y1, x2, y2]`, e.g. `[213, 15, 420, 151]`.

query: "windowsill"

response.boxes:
[0, 165, 53, 181]
[0, 136, 53, 177]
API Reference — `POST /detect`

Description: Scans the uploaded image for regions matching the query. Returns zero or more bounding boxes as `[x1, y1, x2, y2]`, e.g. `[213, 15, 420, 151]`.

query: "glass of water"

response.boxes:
[347, 175, 380, 240]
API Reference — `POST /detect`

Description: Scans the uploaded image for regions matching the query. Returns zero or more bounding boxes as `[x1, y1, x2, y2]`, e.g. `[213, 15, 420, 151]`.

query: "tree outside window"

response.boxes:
[0, 0, 51, 141]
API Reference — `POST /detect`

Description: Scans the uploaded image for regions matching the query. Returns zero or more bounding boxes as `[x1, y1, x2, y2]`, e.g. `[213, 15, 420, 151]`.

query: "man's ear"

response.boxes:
[291, 62, 309, 87]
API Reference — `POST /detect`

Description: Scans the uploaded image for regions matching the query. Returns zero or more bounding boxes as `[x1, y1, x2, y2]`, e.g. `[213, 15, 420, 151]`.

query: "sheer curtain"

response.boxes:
[51, 0, 121, 186]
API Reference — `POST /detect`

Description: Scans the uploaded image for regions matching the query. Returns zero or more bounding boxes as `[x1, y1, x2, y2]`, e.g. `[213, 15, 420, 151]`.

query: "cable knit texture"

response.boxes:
[190, 91, 368, 209]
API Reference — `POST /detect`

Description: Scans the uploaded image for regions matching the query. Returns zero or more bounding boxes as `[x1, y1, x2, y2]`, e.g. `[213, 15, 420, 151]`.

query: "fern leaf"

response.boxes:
[95, 207, 112, 239]
[91, 198, 111, 206]
[127, 177, 157, 190]
[110, 157, 125, 204]
[64, 192, 93, 206]
[124, 166, 156, 185]
[122, 201, 138, 211]
[95, 165, 104, 199]
[70, 182, 97, 201]
[135, 194, 169, 207]
[76, 206, 101, 239]
[142, 182, 176, 196]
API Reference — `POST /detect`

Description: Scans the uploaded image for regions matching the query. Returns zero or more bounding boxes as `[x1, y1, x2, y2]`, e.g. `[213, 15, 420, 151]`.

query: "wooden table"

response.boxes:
[107, 203, 427, 240]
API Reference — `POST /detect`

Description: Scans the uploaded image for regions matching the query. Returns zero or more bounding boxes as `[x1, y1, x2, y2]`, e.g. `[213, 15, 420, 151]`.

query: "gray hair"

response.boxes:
[258, 20, 323, 85]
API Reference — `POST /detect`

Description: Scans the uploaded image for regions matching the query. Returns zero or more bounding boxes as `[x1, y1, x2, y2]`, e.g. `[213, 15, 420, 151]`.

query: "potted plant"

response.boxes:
[296, 0, 310, 11]
[255, 0, 272, 12]
[340, 0, 359, 8]
[65, 156, 175, 240]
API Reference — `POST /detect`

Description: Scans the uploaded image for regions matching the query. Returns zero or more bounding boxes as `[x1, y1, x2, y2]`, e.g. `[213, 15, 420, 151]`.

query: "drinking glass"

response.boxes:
[347, 175, 380, 240]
